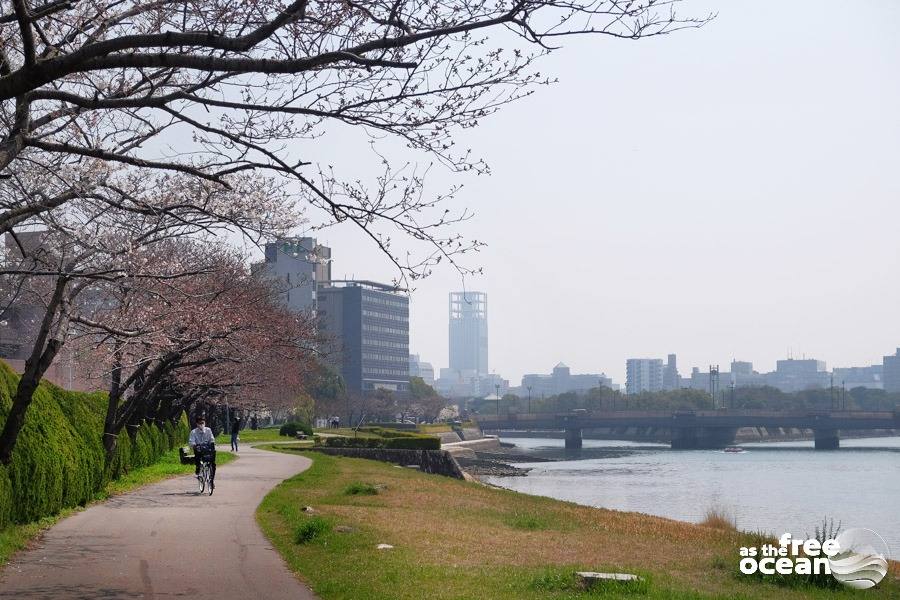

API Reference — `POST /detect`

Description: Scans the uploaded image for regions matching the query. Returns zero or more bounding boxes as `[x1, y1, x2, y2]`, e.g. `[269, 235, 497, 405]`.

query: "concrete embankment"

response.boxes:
[441, 435, 534, 477]
[442, 435, 503, 457]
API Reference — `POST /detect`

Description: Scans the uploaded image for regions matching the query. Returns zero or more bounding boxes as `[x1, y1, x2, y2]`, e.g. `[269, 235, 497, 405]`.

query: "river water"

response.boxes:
[485, 436, 900, 556]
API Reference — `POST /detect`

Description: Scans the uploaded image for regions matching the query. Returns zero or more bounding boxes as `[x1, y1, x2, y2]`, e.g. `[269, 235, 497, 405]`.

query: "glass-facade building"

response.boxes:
[449, 291, 488, 375]
[318, 281, 409, 396]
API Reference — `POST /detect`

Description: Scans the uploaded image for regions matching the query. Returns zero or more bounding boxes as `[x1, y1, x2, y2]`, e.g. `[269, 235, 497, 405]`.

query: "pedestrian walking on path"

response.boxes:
[231, 416, 241, 452]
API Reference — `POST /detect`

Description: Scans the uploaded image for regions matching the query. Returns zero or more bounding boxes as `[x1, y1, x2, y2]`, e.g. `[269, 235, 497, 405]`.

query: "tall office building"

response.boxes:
[254, 237, 331, 313]
[766, 358, 828, 392]
[625, 358, 664, 395]
[318, 281, 409, 396]
[833, 365, 883, 390]
[662, 353, 680, 390]
[449, 291, 488, 375]
[521, 362, 614, 397]
[409, 354, 435, 386]
[883, 349, 900, 393]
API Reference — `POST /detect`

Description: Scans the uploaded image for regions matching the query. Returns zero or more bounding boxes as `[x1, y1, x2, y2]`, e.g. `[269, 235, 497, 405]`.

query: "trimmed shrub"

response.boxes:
[0, 465, 12, 529]
[321, 433, 440, 450]
[358, 426, 423, 439]
[107, 428, 132, 481]
[130, 425, 151, 469]
[0, 360, 188, 527]
[279, 421, 313, 437]
[176, 413, 190, 440]
[383, 435, 440, 450]
[323, 436, 385, 449]
[364, 422, 417, 430]
[163, 421, 177, 449]
[149, 424, 163, 458]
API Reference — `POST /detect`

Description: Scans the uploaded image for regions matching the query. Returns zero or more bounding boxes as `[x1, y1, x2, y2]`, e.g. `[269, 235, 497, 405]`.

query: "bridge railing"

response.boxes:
[475, 409, 899, 423]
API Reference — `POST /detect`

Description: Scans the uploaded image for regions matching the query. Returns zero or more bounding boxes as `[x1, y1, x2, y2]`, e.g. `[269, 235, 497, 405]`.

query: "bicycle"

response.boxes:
[194, 443, 215, 496]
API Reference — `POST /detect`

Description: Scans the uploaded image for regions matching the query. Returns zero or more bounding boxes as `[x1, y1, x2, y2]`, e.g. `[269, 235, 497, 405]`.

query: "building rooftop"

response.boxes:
[322, 280, 407, 293]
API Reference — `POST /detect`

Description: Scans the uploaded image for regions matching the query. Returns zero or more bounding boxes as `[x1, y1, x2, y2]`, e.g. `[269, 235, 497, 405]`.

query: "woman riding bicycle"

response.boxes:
[188, 417, 217, 492]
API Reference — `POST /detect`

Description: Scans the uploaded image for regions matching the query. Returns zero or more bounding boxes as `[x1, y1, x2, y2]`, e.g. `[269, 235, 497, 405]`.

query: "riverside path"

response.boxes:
[0, 444, 317, 600]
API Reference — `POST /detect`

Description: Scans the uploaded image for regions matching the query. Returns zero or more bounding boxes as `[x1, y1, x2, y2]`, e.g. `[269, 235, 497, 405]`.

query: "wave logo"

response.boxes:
[828, 528, 891, 590]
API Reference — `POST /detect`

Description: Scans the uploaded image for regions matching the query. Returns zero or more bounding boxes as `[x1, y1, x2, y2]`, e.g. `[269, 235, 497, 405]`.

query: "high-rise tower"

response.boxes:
[254, 237, 331, 313]
[449, 291, 488, 375]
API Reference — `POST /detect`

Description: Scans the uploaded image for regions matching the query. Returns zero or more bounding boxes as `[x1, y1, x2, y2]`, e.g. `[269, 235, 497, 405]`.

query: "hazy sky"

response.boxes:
[276, 0, 900, 384]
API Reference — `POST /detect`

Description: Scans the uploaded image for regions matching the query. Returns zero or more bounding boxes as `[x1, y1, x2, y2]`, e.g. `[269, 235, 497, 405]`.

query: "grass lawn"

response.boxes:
[216, 426, 288, 445]
[416, 422, 474, 434]
[312, 427, 383, 438]
[0, 448, 236, 566]
[257, 451, 899, 600]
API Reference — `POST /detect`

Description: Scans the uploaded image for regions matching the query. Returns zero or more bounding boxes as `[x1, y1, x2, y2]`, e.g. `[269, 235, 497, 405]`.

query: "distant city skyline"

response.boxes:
[257, 0, 900, 386]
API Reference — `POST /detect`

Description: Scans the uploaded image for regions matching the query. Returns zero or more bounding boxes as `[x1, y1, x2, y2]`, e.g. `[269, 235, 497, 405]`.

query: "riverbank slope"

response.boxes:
[257, 450, 899, 599]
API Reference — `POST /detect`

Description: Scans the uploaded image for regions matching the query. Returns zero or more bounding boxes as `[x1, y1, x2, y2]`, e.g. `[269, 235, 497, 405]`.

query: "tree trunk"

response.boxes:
[103, 343, 124, 464]
[0, 278, 68, 465]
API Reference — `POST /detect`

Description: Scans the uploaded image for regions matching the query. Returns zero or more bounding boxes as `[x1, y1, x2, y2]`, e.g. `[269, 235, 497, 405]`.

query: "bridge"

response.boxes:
[475, 409, 900, 450]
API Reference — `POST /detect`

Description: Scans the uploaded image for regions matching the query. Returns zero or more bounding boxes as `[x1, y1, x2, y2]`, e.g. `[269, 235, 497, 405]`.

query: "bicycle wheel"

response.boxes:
[205, 464, 213, 496]
[198, 462, 207, 494]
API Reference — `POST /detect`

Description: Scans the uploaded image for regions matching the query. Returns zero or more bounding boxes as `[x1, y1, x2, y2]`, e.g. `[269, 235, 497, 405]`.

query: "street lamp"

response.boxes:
[495, 384, 501, 415]
[526, 385, 532, 413]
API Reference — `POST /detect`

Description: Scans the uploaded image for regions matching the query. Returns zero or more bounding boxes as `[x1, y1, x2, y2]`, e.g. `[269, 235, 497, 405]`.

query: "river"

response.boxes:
[484, 436, 900, 556]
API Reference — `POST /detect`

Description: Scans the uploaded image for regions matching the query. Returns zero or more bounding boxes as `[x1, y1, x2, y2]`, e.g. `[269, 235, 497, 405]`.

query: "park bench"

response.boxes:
[178, 446, 196, 465]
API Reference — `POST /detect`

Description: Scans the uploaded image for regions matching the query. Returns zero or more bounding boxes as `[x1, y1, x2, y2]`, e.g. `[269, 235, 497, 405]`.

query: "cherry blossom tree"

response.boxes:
[69, 242, 320, 461]
[0, 0, 710, 276]
[0, 191, 299, 463]
[0, 0, 711, 462]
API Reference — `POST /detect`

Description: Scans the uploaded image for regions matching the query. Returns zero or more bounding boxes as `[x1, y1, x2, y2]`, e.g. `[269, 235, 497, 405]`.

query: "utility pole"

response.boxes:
[709, 365, 720, 408]
[830, 373, 835, 410]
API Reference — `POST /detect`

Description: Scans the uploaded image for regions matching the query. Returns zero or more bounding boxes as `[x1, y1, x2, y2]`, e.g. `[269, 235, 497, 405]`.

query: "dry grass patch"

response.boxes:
[700, 507, 738, 531]
[257, 450, 900, 600]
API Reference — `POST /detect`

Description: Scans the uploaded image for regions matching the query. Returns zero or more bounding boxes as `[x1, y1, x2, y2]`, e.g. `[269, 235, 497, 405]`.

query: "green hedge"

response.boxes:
[382, 436, 440, 450]
[0, 361, 189, 528]
[279, 421, 313, 437]
[320, 433, 440, 450]
[357, 426, 415, 439]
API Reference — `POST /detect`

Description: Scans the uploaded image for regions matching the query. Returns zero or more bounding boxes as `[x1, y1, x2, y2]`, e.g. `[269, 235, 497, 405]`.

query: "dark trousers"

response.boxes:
[230, 433, 239, 452]
[195, 449, 217, 482]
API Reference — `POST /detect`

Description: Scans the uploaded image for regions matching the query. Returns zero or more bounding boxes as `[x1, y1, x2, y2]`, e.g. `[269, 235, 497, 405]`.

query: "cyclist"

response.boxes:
[188, 416, 216, 493]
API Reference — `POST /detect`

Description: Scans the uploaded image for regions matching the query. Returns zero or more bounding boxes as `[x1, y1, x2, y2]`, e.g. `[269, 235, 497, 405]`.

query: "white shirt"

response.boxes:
[189, 426, 215, 447]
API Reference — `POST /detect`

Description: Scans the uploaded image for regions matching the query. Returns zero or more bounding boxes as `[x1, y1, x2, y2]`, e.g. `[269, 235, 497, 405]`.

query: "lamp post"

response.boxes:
[495, 384, 501, 415]
[526, 385, 532, 414]
[830, 373, 835, 410]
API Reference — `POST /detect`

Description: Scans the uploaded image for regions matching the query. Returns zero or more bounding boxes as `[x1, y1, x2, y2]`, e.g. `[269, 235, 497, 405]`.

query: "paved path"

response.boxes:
[0, 445, 316, 600]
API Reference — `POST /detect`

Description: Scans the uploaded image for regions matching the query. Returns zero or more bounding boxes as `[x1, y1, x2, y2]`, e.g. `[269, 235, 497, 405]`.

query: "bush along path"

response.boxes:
[0, 444, 317, 600]
[0, 361, 190, 528]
